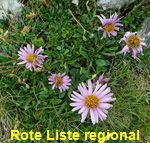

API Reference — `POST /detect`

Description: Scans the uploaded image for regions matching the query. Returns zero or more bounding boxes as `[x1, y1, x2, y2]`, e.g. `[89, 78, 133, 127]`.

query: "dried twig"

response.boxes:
[0, 60, 16, 65]
[69, 9, 92, 35]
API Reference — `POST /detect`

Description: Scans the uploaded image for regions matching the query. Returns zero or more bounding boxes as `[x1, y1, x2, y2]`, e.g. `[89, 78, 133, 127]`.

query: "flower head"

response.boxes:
[48, 73, 71, 92]
[119, 32, 147, 58]
[70, 80, 116, 124]
[97, 73, 111, 85]
[97, 12, 123, 38]
[17, 44, 48, 71]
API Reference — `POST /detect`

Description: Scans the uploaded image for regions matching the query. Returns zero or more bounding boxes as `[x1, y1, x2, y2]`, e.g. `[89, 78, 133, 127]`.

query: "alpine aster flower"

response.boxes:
[17, 44, 48, 71]
[96, 73, 110, 85]
[97, 12, 123, 38]
[119, 32, 147, 58]
[48, 73, 71, 92]
[70, 80, 116, 125]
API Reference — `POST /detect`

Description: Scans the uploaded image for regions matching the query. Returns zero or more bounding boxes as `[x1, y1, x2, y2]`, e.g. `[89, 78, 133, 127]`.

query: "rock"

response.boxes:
[72, 0, 79, 6]
[97, 0, 135, 10]
[0, 0, 23, 19]
[138, 17, 150, 47]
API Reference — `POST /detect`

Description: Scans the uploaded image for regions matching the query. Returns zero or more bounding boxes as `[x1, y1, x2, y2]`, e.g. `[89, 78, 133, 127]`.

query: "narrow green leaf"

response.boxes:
[51, 98, 62, 105]
[96, 59, 106, 66]
[80, 51, 88, 58]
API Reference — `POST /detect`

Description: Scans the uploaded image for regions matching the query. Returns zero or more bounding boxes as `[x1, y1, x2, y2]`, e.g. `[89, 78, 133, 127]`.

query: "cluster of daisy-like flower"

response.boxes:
[70, 74, 115, 125]
[16, 12, 147, 125]
[17, 46, 115, 124]
[97, 12, 146, 58]
[17, 44, 48, 71]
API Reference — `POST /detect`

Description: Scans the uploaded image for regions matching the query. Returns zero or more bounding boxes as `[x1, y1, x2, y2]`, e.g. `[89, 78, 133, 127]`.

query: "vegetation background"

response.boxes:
[0, 0, 150, 142]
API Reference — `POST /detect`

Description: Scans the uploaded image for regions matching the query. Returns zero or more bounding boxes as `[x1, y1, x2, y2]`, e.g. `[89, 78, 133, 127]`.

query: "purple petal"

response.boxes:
[81, 108, 89, 123]
[98, 87, 111, 98]
[72, 106, 82, 112]
[114, 27, 119, 31]
[78, 85, 87, 97]
[97, 107, 107, 118]
[102, 93, 114, 98]
[93, 83, 101, 95]
[81, 82, 88, 93]
[141, 42, 146, 46]
[95, 83, 107, 96]
[99, 103, 113, 109]
[70, 102, 84, 107]
[70, 97, 82, 102]
[111, 31, 117, 36]
[88, 80, 93, 95]
[78, 106, 87, 114]
[59, 87, 63, 92]
[97, 15, 105, 25]
[120, 45, 130, 54]
[52, 85, 56, 89]
[100, 97, 116, 102]
[103, 32, 106, 38]
[31, 45, 35, 53]
[98, 27, 103, 31]
[72, 91, 85, 100]
[90, 109, 96, 125]
[48, 82, 54, 84]
[17, 61, 27, 65]
[27, 44, 32, 53]
[101, 108, 108, 114]
[103, 78, 110, 82]
[115, 23, 123, 26]
[93, 108, 99, 123]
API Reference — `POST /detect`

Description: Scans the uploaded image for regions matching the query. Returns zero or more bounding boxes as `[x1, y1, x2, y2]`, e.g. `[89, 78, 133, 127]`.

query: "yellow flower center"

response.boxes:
[85, 95, 99, 109]
[99, 81, 105, 85]
[54, 77, 63, 86]
[26, 53, 36, 62]
[127, 34, 140, 48]
[104, 23, 115, 33]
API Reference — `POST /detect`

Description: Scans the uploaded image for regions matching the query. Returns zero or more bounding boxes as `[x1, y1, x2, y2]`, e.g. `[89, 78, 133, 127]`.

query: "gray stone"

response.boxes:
[97, 0, 135, 10]
[138, 17, 150, 47]
[0, 0, 23, 19]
